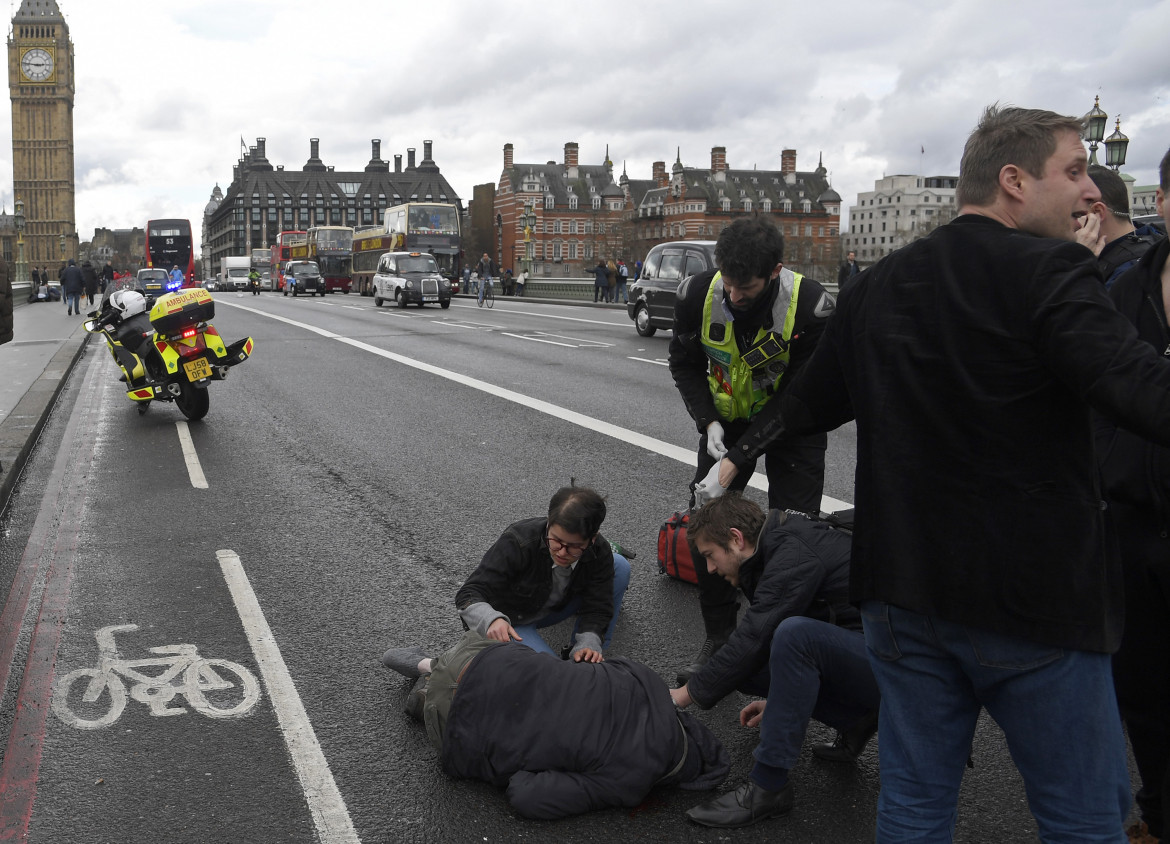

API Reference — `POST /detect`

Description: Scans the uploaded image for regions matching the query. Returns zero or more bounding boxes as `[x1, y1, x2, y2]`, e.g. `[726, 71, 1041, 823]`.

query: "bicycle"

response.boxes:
[52, 624, 261, 730]
[478, 279, 495, 309]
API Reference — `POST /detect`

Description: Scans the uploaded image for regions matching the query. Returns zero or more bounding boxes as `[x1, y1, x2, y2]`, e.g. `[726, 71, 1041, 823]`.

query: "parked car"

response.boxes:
[372, 251, 452, 309]
[283, 261, 324, 297]
[136, 267, 170, 296]
[626, 240, 717, 337]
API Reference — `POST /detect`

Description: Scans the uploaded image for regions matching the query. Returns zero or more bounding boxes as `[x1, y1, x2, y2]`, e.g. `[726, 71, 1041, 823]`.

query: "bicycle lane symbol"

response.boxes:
[51, 624, 262, 730]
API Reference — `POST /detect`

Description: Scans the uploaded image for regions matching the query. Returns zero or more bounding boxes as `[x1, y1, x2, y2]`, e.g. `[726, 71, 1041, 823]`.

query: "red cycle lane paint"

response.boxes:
[0, 356, 102, 839]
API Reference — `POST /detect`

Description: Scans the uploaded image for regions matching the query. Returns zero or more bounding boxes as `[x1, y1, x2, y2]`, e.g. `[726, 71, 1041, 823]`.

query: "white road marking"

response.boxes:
[175, 421, 209, 489]
[629, 356, 669, 367]
[217, 300, 851, 511]
[217, 550, 361, 844]
[429, 321, 478, 330]
[500, 333, 575, 348]
[342, 306, 365, 311]
[447, 301, 627, 327]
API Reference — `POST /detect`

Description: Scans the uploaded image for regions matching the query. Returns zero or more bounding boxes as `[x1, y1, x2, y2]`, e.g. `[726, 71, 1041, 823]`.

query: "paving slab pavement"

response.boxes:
[0, 299, 91, 510]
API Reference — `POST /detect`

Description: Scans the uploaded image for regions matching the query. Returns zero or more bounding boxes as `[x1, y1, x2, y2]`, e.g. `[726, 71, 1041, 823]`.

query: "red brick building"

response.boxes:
[493, 143, 842, 280]
[494, 142, 627, 277]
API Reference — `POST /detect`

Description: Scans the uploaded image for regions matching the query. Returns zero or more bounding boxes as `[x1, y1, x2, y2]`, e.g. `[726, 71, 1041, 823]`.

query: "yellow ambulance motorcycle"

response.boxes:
[85, 287, 253, 420]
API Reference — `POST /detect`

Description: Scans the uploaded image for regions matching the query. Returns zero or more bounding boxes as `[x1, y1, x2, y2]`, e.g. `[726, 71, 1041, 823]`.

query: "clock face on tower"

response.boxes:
[20, 47, 54, 82]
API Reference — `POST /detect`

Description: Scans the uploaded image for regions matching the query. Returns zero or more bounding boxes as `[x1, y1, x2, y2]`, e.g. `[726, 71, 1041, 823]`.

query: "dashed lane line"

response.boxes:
[175, 421, 208, 489]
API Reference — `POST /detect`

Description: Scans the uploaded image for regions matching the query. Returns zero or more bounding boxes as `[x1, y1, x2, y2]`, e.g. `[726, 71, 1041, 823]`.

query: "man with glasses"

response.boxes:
[451, 484, 630, 663]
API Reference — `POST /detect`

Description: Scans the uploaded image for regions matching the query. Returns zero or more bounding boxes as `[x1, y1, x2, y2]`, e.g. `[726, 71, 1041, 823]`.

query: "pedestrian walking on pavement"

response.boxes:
[60, 259, 83, 316]
[100, 261, 114, 294]
[81, 260, 99, 309]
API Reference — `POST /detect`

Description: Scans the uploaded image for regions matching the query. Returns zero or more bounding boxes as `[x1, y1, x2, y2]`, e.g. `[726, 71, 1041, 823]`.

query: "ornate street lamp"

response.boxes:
[522, 205, 536, 278]
[13, 198, 28, 285]
[1104, 117, 1129, 171]
[1083, 95, 1108, 166]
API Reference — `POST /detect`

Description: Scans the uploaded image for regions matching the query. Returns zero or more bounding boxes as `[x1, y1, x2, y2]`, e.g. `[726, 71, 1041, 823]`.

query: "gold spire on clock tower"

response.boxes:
[8, 0, 76, 267]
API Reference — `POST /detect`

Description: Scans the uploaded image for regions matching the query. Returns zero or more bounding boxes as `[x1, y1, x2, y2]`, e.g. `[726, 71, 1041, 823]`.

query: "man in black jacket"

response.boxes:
[712, 106, 1170, 840]
[1082, 165, 1163, 287]
[452, 485, 629, 662]
[382, 632, 729, 819]
[668, 217, 834, 684]
[1095, 146, 1170, 844]
[836, 250, 860, 291]
[668, 494, 878, 828]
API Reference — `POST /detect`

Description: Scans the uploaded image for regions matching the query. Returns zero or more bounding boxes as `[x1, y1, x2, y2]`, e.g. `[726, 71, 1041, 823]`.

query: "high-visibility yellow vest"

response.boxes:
[699, 269, 802, 422]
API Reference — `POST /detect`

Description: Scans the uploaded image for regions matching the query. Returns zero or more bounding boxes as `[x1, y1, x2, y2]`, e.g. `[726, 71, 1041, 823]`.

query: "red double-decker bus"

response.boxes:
[270, 230, 306, 291]
[145, 219, 197, 287]
[307, 226, 354, 294]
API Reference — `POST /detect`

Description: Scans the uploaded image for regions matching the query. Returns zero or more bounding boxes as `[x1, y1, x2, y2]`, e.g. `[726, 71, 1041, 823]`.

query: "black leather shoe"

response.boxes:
[812, 711, 879, 763]
[685, 780, 794, 828]
[676, 636, 728, 686]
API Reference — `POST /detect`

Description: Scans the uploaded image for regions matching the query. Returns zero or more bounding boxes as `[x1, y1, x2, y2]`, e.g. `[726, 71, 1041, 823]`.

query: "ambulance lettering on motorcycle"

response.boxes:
[84, 287, 253, 420]
[52, 624, 261, 730]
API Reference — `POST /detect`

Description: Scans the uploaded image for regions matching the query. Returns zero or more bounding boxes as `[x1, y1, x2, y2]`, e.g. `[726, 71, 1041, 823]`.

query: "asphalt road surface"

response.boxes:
[0, 291, 1137, 842]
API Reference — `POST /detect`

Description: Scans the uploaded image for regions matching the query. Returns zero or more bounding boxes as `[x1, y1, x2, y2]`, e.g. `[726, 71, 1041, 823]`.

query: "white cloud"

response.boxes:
[2, 0, 1166, 248]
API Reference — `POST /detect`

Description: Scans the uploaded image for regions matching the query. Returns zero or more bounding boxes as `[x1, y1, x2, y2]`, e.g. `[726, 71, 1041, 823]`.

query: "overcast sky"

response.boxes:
[6, 0, 1169, 250]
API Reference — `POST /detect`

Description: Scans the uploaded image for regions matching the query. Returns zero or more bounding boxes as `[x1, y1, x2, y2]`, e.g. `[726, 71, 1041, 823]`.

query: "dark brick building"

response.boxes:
[203, 138, 462, 277]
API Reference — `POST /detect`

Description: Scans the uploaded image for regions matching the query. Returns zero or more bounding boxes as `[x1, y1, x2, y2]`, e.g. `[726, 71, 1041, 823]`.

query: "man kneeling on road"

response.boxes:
[670, 493, 880, 829]
[454, 484, 630, 662]
[381, 632, 730, 819]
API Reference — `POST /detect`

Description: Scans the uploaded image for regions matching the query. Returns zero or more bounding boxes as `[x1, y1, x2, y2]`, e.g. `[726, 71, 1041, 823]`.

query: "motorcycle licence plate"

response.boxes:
[183, 358, 212, 382]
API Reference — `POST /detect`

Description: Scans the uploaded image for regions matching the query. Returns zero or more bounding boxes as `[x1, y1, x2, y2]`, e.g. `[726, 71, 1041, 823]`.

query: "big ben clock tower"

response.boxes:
[8, 0, 75, 266]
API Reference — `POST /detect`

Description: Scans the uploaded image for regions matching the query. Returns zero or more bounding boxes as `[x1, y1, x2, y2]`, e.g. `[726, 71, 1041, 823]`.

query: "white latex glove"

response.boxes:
[693, 461, 727, 509]
[706, 420, 728, 460]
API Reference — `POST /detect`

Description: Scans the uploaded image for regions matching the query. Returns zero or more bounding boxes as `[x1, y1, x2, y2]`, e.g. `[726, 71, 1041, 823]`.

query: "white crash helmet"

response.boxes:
[110, 289, 147, 318]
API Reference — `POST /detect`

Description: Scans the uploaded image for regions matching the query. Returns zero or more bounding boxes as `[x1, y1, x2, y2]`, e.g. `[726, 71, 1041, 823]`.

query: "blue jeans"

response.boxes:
[65, 292, 80, 313]
[512, 553, 631, 656]
[478, 277, 492, 305]
[737, 617, 879, 771]
[861, 600, 1130, 843]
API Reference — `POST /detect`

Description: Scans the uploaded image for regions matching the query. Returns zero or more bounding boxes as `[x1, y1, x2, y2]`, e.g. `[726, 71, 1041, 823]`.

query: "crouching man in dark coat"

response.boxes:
[670, 493, 880, 829]
[382, 632, 729, 820]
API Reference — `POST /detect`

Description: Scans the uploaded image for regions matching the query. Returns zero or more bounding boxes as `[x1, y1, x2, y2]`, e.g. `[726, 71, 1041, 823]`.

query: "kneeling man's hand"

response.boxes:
[486, 618, 521, 643]
[740, 699, 766, 728]
[572, 647, 604, 663]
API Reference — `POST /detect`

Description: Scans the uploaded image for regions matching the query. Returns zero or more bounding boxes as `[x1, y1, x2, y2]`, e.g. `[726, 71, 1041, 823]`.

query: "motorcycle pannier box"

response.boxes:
[150, 289, 215, 335]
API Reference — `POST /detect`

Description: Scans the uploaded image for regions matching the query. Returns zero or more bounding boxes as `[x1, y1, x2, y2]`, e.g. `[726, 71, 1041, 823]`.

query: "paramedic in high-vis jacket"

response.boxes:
[668, 216, 835, 685]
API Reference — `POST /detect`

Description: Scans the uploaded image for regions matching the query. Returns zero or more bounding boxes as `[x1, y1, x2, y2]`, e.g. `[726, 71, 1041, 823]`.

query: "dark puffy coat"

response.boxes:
[1095, 237, 1170, 522]
[81, 261, 99, 295]
[440, 644, 728, 819]
[455, 517, 615, 639]
[60, 263, 84, 295]
[688, 510, 856, 708]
